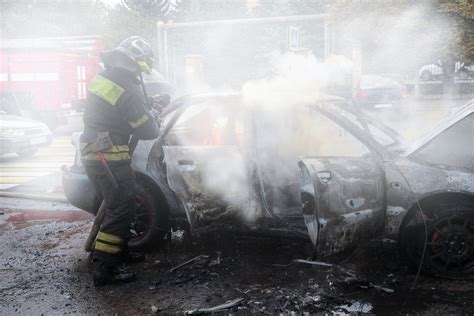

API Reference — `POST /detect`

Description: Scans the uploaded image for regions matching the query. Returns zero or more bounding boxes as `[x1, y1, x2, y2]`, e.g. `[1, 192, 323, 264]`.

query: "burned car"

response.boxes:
[62, 94, 473, 279]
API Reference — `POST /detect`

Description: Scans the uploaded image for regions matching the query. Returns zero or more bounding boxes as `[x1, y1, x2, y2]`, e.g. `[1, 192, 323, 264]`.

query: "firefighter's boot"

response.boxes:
[93, 263, 136, 287]
[123, 243, 146, 264]
[125, 250, 146, 264]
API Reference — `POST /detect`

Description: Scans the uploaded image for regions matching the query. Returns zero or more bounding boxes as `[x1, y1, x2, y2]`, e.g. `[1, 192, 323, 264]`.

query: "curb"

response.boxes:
[0, 191, 68, 203]
[1, 209, 92, 224]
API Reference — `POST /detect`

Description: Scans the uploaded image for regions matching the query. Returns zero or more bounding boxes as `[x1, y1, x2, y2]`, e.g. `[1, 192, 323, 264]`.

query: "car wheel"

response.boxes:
[400, 204, 474, 279]
[17, 148, 38, 158]
[128, 182, 169, 250]
[420, 70, 432, 81]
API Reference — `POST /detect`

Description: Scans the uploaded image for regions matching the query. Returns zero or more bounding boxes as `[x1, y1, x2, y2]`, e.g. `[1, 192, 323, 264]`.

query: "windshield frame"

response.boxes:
[158, 93, 403, 159]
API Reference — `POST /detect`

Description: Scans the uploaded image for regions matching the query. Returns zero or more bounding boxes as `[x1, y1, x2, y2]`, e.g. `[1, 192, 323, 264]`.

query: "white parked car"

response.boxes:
[0, 113, 52, 157]
[419, 62, 474, 81]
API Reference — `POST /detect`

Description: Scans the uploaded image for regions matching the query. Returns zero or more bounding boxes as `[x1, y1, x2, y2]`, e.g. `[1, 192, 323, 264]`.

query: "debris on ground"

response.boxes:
[338, 274, 395, 294]
[208, 251, 222, 267]
[1, 220, 473, 314]
[186, 298, 244, 314]
[334, 301, 374, 314]
[273, 258, 334, 268]
[169, 255, 209, 273]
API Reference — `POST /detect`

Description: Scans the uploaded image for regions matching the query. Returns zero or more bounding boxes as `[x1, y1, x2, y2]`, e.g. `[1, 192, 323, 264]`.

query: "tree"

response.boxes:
[328, 0, 473, 76]
[173, 0, 247, 22]
[0, 0, 106, 39]
[438, 0, 474, 63]
[121, 0, 178, 19]
[248, 0, 327, 17]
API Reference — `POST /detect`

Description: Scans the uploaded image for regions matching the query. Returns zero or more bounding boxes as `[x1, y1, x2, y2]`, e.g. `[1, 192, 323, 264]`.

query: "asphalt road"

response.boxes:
[0, 136, 74, 190]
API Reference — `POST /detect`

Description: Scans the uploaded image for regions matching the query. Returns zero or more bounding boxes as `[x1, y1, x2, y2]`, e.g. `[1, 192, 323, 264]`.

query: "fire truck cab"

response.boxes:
[0, 36, 103, 128]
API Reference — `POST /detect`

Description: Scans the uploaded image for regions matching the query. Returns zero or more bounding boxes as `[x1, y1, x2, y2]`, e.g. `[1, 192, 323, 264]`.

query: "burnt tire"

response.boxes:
[128, 182, 169, 250]
[400, 204, 474, 279]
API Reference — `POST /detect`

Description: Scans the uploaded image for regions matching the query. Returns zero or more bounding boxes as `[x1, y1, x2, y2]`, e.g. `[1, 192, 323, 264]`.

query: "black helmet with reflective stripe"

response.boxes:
[116, 36, 154, 74]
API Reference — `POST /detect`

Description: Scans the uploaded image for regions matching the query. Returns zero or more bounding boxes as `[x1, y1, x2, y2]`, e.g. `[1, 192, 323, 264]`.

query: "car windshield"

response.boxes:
[160, 95, 405, 154]
[160, 99, 220, 129]
[342, 111, 398, 146]
[322, 102, 402, 148]
[0, 92, 34, 115]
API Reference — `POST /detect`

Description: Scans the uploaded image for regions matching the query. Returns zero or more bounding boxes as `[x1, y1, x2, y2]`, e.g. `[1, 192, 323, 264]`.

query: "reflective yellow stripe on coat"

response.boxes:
[129, 114, 149, 128]
[82, 152, 131, 161]
[95, 241, 121, 254]
[97, 231, 123, 244]
[80, 143, 131, 161]
[95, 231, 123, 254]
[88, 75, 124, 106]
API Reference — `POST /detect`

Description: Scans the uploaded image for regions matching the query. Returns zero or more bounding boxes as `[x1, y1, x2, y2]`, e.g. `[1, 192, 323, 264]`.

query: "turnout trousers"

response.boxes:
[84, 163, 136, 267]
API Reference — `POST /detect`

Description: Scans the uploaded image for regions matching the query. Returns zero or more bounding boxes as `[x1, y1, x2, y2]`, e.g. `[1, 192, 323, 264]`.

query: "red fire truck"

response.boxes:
[0, 36, 103, 127]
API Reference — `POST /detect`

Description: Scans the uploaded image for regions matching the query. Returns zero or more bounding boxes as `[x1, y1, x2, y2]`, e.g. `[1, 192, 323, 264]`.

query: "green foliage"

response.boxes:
[102, 4, 156, 49]
[3, 0, 470, 70]
[121, 0, 178, 19]
[247, 0, 326, 17]
[0, 0, 106, 39]
[174, 0, 247, 22]
[328, 0, 474, 68]
[438, 0, 474, 62]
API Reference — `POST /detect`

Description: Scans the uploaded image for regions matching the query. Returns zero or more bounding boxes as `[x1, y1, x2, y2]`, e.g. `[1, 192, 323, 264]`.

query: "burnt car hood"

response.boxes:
[403, 101, 473, 157]
[309, 98, 473, 161]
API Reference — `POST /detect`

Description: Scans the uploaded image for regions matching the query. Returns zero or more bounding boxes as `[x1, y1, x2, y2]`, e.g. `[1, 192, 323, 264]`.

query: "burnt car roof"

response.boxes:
[159, 92, 399, 156]
[159, 92, 472, 159]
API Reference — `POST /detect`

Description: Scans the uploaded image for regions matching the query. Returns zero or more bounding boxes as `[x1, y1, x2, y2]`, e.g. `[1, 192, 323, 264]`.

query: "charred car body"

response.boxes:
[63, 94, 473, 279]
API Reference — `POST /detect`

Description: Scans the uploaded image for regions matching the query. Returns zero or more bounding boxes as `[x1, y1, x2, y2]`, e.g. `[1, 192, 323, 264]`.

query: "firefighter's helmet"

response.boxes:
[116, 36, 154, 74]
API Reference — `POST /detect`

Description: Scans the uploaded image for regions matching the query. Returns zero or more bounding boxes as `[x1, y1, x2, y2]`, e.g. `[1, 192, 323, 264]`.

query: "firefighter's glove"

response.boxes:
[148, 94, 171, 113]
[155, 94, 171, 107]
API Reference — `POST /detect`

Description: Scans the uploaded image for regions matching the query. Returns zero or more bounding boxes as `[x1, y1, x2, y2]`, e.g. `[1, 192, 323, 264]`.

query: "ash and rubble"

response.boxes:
[1, 216, 473, 315]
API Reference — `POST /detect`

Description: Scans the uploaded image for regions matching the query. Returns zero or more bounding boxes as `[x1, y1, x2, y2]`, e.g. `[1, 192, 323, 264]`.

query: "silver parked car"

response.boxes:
[0, 113, 52, 157]
[62, 94, 473, 279]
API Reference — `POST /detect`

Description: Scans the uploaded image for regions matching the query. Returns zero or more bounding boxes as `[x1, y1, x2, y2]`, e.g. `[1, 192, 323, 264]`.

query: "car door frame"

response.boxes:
[154, 93, 251, 231]
[300, 102, 391, 257]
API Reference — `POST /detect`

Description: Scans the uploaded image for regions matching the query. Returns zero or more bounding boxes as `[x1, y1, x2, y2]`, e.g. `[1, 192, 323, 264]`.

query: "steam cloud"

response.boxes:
[179, 51, 354, 221]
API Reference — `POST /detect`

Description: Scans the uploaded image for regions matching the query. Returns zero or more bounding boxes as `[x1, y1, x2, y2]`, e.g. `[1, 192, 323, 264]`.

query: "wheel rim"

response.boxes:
[425, 213, 474, 276]
[129, 196, 152, 246]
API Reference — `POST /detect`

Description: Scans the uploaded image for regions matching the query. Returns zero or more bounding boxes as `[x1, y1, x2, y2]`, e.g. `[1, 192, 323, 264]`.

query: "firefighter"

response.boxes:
[80, 36, 167, 286]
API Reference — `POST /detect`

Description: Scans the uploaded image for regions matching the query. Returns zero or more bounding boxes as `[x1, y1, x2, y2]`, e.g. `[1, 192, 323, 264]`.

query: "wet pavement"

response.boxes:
[1, 212, 473, 315]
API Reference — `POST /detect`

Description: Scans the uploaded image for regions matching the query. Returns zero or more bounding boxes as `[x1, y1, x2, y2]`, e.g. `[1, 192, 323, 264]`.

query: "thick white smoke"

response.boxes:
[178, 51, 353, 221]
[242, 52, 352, 109]
[170, 3, 463, 222]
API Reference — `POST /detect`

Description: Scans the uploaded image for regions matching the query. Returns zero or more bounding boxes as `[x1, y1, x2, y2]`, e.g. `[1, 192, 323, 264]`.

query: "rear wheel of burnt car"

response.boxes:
[400, 203, 474, 279]
[128, 182, 169, 250]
